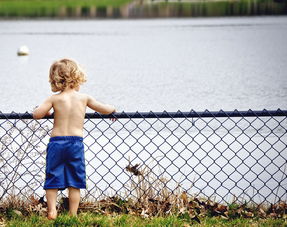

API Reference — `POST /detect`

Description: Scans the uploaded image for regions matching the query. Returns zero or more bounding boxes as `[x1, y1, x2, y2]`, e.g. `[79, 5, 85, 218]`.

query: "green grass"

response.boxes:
[0, 0, 132, 8]
[0, 0, 132, 17]
[156, 0, 287, 17]
[0, 0, 286, 18]
[3, 212, 287, 227]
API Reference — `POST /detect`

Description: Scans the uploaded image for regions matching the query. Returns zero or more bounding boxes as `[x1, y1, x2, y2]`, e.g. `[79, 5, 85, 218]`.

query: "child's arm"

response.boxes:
[33, 97, 53, 119]
[87, 95, 116, 115]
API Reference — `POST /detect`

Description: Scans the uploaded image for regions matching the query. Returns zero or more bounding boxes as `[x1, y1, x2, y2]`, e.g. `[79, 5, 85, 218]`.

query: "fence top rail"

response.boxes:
[0, 109, 286, 119]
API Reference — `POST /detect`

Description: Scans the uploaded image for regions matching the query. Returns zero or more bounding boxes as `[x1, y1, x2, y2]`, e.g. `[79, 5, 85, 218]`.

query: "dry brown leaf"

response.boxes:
[141, 209, 149, 218]
[126, 164, 142, 176]
[0, 217, 6, 227]
[215, 204, 227, 213]
[183, 224, 191, 227]
[269, 212, 278, 218]
[244, 211, 254, 218]
[179, 207, 186, 213]
[259, 208, 266, 217]
[181, 192, 188, 205]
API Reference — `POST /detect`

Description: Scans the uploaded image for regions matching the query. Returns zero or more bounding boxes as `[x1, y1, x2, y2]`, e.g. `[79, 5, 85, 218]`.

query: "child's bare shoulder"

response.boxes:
[46, 93, 66, 105]
[78, 92, 92, 101]
[43, 94, 56, 103]
[49, 93, 60, 101]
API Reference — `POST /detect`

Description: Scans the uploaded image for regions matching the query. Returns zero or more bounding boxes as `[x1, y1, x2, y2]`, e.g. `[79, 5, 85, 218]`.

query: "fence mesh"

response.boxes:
[0, 110, 286, 204]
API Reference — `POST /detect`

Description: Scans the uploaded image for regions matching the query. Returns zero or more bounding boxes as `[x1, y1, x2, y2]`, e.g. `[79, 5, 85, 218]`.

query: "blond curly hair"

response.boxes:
[49, 58, 87, 92]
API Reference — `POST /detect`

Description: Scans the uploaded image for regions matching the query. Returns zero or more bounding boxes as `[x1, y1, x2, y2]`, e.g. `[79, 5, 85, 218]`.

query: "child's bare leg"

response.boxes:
[46, 189, 58, 220]
[68, 187, 80, 216]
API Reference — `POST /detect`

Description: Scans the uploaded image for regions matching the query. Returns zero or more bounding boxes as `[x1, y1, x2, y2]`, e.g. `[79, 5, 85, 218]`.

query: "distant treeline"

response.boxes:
[0, 0, 286, 18]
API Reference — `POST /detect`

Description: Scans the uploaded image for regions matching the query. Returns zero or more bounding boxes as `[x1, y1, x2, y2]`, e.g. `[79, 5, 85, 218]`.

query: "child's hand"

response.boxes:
[110, 117, 117, 122]
[46, 111, 53, 117]
[109, 111, 117, 122]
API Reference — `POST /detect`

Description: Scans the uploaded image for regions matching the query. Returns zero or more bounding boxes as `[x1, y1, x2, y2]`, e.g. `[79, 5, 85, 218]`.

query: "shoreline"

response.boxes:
[0, 0, 286, 19]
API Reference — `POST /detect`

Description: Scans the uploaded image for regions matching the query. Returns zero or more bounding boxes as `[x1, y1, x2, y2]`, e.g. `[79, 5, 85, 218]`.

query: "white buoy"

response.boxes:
[17, 46, 29, 56]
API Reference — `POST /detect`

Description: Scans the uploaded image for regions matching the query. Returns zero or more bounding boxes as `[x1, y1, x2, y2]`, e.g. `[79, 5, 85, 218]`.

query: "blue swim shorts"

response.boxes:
[44, 136, 86, 190]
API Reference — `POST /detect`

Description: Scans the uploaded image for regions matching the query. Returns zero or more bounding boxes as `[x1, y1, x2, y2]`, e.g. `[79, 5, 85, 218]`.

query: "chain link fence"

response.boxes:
[0, 110, 286, 204]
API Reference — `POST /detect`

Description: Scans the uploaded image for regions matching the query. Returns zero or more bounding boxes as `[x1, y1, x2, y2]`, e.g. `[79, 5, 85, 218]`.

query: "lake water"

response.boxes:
[0, 16, 287, 113]
[0, 17, 286, 203]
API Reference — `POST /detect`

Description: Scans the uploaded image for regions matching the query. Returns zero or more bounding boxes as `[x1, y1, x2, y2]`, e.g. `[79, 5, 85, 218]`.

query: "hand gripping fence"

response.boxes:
[0, 109, 286, 204]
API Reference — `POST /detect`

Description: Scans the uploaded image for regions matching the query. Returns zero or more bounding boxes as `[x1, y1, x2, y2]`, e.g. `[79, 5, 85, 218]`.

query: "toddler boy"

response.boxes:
[33, 58, 116, 220]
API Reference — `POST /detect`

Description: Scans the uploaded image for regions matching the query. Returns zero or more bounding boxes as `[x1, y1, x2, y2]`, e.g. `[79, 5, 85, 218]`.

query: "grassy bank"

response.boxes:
[2, 212, 287, 227]
[0, 194, 286, 227]
[0, 0, 131, 8]
[0, 0, 286, 18]
[0, 0, 132, 17]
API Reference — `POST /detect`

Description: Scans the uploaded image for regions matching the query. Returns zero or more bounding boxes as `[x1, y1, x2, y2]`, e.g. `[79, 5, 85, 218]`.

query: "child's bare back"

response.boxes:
[44, 88, 114, 137]
[50, 89, 86, 137]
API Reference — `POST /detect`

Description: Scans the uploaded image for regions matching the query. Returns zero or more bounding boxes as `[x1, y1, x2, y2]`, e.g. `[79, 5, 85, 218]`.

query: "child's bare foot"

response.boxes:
[47, 209, 57, 220]
[68, 211, 77, 217]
